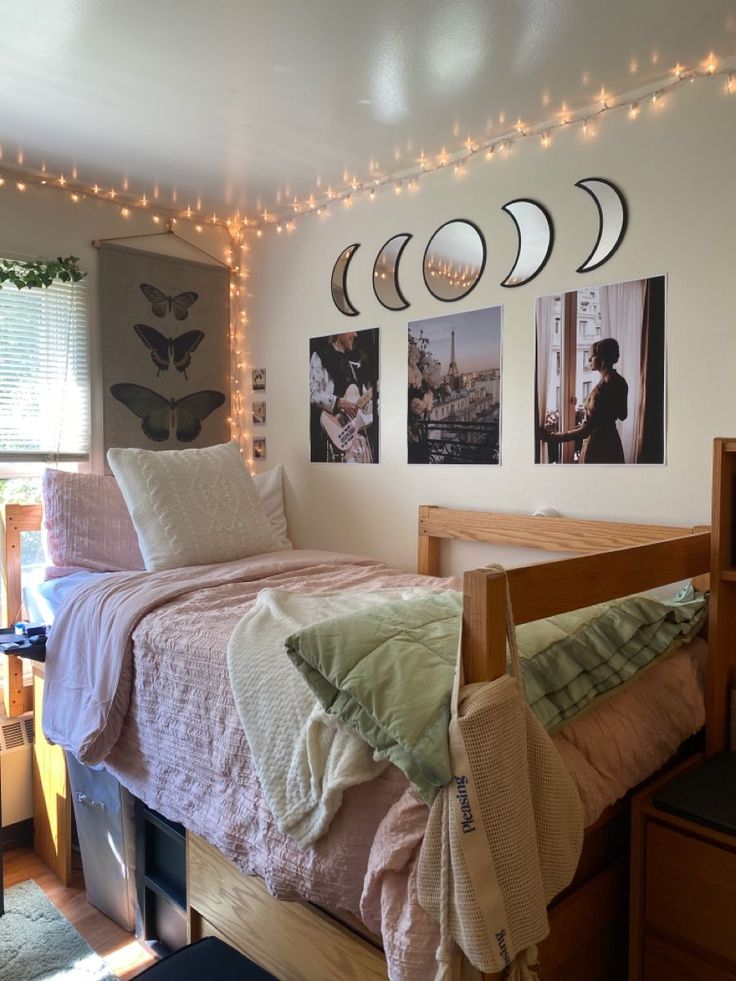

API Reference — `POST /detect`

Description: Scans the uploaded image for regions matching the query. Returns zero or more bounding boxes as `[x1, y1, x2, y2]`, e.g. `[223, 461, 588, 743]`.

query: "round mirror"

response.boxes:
[423, 220, 486, 302]
[331, 243, 360, 316]
[373, 233, 412, 311]
[500, 198, 554, 287]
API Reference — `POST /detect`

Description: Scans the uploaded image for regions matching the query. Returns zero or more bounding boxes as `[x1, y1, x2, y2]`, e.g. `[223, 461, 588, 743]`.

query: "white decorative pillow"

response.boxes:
[253, 465, 292, 550]
[107, 441, 278, 572]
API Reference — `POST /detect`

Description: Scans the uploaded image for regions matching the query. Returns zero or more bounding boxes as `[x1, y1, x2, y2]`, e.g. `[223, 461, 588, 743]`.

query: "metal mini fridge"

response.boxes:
[65, 752, 137, 932]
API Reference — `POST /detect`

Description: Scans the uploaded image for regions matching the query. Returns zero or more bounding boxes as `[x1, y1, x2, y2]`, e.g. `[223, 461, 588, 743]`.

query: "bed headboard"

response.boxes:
[2, 503, 42, 716]
[3, 503, 43, 628]
[418, 504, 709, 581]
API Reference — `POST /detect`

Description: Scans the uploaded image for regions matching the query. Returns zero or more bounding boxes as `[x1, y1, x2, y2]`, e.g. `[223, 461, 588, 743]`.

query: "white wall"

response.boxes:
[0, 187, 229, 472]
[245, 81, 736, 572]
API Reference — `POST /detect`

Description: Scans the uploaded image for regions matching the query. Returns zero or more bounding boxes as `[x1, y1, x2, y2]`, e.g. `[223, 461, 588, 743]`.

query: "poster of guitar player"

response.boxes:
[309, 329, 379, 463]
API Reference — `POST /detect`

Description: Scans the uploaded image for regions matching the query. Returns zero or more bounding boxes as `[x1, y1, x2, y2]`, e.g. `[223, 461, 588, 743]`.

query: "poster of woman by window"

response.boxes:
[309, 329, 379, 463]
[535, 275, 666, 465]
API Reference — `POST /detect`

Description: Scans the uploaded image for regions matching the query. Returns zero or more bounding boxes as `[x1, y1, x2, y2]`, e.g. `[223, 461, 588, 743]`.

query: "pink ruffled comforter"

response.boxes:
[43, 550, 706, 980]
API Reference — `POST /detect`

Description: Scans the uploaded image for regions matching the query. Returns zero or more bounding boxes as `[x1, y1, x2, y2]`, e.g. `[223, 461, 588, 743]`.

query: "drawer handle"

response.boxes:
[75, 792, 107, 811]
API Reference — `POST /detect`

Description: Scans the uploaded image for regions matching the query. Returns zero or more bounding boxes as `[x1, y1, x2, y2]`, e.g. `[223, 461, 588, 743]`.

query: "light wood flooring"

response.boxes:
[3, 846, 156, 979]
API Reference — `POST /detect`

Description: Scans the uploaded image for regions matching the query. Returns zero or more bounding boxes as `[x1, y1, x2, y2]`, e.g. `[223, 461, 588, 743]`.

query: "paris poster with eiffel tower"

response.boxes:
[408, 306, 502, 465]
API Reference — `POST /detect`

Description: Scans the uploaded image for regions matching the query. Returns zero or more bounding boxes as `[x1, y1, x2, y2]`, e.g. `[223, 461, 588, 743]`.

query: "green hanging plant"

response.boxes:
[0, 255, 86, 290]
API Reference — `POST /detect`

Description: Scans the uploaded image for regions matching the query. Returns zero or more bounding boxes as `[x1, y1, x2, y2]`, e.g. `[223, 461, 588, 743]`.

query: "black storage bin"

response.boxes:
[135, 937, 277, 979]
[135, 800, 187, 954]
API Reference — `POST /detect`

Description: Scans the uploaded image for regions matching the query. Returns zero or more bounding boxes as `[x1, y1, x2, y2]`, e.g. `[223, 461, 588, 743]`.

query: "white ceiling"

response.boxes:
[0, 0, 734, 219]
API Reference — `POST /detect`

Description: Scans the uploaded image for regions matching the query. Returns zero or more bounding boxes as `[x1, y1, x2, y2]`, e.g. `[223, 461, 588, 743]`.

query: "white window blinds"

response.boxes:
[0, 275, 90, 461]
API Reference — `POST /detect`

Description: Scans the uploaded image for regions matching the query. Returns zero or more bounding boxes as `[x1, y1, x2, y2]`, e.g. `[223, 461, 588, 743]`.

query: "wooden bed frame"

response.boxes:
[4, 440, 735, 980]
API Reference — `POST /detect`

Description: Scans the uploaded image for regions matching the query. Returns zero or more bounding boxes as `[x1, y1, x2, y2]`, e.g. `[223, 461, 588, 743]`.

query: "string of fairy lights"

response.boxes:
[222, 230, 250, 457]
[253, 53, 735, 234]
[0, 51, 733, 454]
[0, 52, 732, 239]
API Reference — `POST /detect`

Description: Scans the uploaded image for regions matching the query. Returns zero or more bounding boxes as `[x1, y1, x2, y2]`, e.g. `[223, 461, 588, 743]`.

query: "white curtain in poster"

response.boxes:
[535, 294, 557, 464]
[599, 280, 645, 463]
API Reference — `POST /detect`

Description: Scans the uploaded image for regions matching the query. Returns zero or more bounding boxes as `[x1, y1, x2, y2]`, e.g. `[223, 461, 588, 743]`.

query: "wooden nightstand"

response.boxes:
[629, 752, 736, 980]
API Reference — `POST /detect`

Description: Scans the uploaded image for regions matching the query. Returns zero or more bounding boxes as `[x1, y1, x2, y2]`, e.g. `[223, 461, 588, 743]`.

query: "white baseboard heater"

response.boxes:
[1, 711, 33, 827]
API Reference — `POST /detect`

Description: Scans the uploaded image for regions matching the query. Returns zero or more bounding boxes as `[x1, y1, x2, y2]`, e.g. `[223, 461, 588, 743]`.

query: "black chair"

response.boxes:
[135, 937, 277, 980]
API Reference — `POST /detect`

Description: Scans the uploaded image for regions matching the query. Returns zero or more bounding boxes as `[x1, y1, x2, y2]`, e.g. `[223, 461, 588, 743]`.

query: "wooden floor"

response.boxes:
[3, 846, 156, 979]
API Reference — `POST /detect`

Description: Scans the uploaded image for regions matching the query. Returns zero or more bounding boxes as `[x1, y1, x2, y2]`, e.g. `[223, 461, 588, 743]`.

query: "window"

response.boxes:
[0, 273, 89, 464]
[582, 381, 591, 398]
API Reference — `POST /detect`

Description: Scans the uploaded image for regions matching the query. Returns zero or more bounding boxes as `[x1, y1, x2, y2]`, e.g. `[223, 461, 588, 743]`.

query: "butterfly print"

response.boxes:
[139, 283, 199, 321]
[110, 383, 225, 443]
[133, 324, 204, 379]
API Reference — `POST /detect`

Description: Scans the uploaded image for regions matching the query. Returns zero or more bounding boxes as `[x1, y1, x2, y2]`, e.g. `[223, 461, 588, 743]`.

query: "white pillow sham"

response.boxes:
[253, 464, 292, 550]
[107, 441, 278, 572]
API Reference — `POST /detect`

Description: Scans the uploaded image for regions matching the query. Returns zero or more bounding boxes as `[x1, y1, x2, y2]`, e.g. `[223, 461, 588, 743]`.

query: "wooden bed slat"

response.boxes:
[419, 506, 693, 554]
[187, 832, 388, 981]
[502, 533, 710, 627]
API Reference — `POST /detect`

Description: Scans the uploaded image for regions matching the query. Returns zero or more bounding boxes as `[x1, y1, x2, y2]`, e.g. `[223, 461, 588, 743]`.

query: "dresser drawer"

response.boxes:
[645, 822, 736, 964]
[644, 935, 736, 981]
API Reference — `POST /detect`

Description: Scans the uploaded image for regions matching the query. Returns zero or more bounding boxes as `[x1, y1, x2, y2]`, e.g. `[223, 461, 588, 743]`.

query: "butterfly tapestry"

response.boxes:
[133, 323, 204, 379]
[140, 283, 199, 320]
[110, 383, 225, 443]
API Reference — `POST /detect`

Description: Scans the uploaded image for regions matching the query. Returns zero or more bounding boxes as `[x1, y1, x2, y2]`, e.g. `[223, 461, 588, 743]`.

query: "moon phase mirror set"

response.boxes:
[318, 176, 662, 467]
[330, 177, 627, 315]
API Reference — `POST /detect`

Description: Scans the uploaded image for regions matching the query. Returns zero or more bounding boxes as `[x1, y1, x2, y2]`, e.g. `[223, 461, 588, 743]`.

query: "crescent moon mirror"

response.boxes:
[373, 233, 412, 310]
[576, 178, 628, 273]
[423, 219, 486, 302]
[500, 198, 554, 287]
[331, 243, 361, 316]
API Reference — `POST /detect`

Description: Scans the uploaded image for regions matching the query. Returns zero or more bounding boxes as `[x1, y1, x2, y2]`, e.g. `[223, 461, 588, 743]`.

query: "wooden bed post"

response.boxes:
[462, 569, 508, 684]
[2, 503, 42, 717]
[418, 505, 440, 577]
[706, 439, 736, 754]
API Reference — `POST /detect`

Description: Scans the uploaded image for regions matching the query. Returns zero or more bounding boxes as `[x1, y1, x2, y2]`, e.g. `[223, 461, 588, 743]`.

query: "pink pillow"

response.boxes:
[42, 470, 144, 578]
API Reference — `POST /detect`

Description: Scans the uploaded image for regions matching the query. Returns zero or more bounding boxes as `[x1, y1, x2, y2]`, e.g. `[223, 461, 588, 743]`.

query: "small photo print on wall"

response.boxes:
[535, 275, 666, 465]
[252, 368, 266, 391]
[252, 400, 266, 425]
[253, 437, 267, 460]
[309, 329, 379, 464]
[408, 306, 501, 465]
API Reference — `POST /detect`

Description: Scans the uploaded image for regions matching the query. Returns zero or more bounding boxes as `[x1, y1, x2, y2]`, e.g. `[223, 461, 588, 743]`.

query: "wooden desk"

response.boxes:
[31, 661, 71, 887]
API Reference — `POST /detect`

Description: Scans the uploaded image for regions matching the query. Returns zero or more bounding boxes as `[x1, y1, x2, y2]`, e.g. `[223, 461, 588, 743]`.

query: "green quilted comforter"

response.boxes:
[285, 587, 706, 803]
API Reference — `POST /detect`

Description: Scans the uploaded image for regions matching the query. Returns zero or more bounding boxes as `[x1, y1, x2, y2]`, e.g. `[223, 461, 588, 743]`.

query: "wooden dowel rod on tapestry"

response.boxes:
[462, 569, 508, 684]
[91, 226, 232, 268]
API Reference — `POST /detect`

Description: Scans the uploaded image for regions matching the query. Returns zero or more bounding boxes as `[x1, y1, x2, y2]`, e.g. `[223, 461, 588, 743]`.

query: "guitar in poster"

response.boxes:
[309, 329, 379, 464]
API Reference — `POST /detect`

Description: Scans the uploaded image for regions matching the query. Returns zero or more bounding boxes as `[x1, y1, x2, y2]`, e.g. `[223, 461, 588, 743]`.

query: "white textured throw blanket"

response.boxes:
[227, 587, 427, 847]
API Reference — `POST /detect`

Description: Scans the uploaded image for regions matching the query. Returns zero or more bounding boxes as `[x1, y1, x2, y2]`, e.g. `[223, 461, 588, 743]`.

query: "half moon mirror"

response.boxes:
[331, 243, 360, 316]
[500, 199, 554, 287]
[373, 233, 412, 310]
[576, 178, 628, 273]
[423, 220, 486, 302]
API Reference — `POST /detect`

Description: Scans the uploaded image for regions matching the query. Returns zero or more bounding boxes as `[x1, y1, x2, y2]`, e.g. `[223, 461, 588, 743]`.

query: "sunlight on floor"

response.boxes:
[101, 937, 156, 978]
